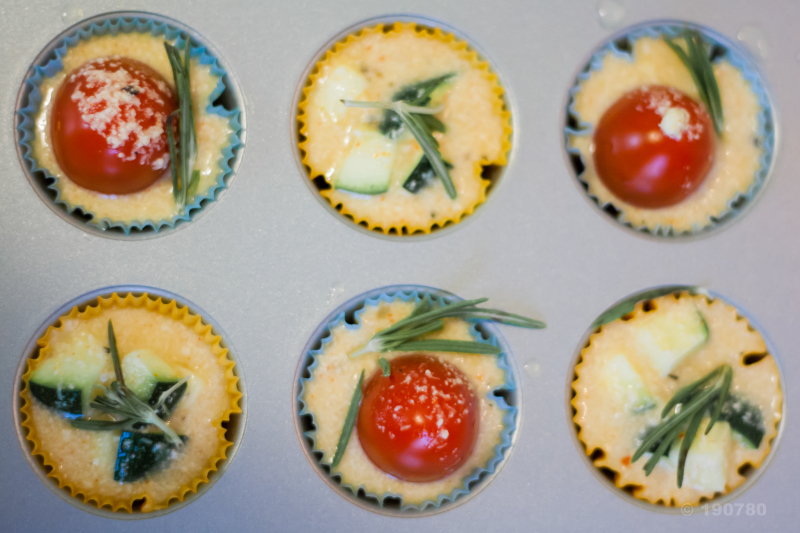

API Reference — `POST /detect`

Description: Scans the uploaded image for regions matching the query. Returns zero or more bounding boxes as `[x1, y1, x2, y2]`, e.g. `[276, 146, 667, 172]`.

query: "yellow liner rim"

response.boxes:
[15, 287, 245, 518]
[294, 18, 514, 237]
[566, 289, 786, 513]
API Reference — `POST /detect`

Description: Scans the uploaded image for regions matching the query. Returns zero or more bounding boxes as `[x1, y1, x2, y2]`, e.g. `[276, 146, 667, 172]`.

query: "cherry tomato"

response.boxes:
[51, 57, 177, 194]
[357, 354, 479, 482]
[592, 85, 715, 209]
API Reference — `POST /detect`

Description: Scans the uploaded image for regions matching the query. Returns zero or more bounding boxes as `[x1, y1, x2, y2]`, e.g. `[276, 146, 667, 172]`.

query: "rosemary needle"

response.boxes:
[331, 370, 365, 468]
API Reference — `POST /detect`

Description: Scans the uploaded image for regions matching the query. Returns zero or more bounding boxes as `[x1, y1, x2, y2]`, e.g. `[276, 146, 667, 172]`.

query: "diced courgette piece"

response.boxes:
[718, 394, 765, 449]
[667, 420, 732, 492]
[334, 131, 396, 194]
[603, 354, 657, 414]
[402, 155, 454, 194]
[312, 65, 368, 119]
[632, 305, 709, 376]
[29, 349, 105, 415]
[114, 431, 188, 482]
[122, 350, 186, 420]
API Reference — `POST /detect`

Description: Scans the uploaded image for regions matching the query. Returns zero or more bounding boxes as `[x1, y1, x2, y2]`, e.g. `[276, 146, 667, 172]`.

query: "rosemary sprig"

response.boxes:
[632, 364, 733, 488]
[664, 30, 724, 136]
[331, 370, 364, 468]
[349, 297, 545, 358]
[71, 320, 186, 447]
[165, 40, 200, 211]
[342, 98, 456, 199]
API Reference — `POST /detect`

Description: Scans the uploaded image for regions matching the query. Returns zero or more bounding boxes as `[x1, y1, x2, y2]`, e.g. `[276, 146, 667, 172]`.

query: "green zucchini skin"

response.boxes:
[149, 381, 187, 419]
[403, 157, 453, 193]
[131, 381, 187, 430]
[114, 431, 188, 482]
[719, 394, 765, 448]
[28, 383, 82, 416]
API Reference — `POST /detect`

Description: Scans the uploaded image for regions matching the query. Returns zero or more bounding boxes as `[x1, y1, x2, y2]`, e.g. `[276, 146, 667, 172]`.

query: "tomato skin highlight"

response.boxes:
[51, 57, 177, 195]
[592, 85, 715, 209]
[357, 354, 479, 482]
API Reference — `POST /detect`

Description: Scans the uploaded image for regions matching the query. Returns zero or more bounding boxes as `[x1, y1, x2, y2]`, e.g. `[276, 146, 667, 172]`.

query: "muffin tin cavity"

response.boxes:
[566, 285, 785, 513]
[14, 11, 246, 239]
[13, 286, 247, 519]
[293, 285, 521, 516]
[562, 21, 777, 238]
[292, 15, 515, 239]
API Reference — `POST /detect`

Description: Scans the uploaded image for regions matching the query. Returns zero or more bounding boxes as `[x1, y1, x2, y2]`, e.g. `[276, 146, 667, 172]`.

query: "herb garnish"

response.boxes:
[378, 357, 391, 377]
[664, 30, 724, 136]
[349, 297, 545, 358]
[165, 40, 200, 211]
[71, 320, 187, 447]
[342, 73, 457, 199]
[632, 364, 733, 488]
[331, 369, 365, 468]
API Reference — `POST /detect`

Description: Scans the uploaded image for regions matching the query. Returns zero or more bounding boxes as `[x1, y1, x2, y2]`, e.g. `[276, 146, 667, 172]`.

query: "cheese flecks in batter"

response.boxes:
[569, 38, 763, 232]
[303, 299, 508, 505]
[572, 294, 782, 506]
[32, 33, 233, 224]
[300, 25, 510, 233]
[22, 303, 236, 512]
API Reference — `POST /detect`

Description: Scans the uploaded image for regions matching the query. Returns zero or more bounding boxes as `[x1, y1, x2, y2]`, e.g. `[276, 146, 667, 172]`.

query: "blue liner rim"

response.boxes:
[563, 20, 777, 238]
[296, 284, 519, 514]
[15, 13, 243, 235]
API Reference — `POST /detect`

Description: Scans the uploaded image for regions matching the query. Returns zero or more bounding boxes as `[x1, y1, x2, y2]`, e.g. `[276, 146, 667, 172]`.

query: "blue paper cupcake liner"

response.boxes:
[15, 12, 244, 237]
[563, 20, 777, 237]
[295, 285, 519, 514]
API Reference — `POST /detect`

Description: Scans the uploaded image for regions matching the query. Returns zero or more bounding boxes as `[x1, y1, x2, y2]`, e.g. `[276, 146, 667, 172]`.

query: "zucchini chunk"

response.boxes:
[114, 431, 188, 482]
[603, 354, 657, 414]
[632, 304, 709, 376]
[402, 154, 454, 193]
[29, 350, 105, 416]
[122, 350, 186, 419]
[667, 420, 732, 492]
[719, 394, 765, 448]
[312, 65, 368, 120]
[334, 131, 396, 194]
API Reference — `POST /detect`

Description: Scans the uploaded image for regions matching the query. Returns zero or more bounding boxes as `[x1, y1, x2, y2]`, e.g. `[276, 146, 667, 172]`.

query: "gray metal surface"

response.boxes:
[0, 0, 797, 531]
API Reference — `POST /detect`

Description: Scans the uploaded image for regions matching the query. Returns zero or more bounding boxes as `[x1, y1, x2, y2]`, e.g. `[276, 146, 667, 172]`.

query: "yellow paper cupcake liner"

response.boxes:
[571, 292, 782, 507]
[19, 292, 242, 513]
[297, 22, 512, 235]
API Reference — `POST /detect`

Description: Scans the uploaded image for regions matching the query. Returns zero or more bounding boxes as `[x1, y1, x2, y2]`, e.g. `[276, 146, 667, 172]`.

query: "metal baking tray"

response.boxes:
[1, 1, 797, 531]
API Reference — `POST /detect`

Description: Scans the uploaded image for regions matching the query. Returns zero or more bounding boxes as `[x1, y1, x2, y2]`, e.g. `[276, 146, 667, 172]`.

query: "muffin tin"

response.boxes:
[1, 1, 797, 531]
